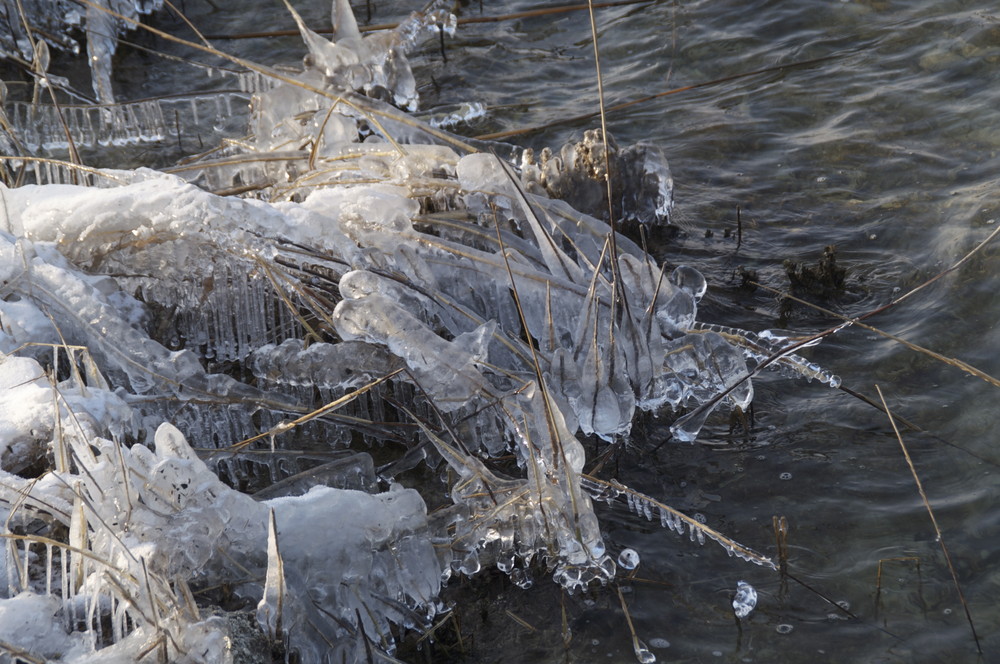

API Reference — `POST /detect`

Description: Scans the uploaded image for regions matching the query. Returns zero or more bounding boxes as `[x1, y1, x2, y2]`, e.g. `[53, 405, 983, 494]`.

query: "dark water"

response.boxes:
[51, 0, 1000, 661]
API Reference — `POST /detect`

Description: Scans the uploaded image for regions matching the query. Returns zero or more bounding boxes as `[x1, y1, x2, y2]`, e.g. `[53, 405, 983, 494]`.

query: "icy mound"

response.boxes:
[0, 1, 839, 662]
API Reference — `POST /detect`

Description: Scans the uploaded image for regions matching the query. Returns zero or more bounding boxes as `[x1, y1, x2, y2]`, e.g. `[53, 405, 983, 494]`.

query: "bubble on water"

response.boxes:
[617, 548, 640, 570]
[776, 623, 794, 634]
[732, 580, 758, 619]
[648, 638, 670, 649]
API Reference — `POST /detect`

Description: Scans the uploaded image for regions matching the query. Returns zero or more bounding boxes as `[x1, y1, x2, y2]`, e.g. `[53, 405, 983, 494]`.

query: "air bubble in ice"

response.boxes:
[617, 548, 640, 570]
[633, 639, 656, 663]
[776, 623, 794, 634]
[779, 472, 792, 481]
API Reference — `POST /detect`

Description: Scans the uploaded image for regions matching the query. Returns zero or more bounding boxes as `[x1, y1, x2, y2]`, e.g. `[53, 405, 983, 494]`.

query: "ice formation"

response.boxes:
[0, 0, 165, 103]
[732, 580, 758, 619]
[0, 1, 840, 662]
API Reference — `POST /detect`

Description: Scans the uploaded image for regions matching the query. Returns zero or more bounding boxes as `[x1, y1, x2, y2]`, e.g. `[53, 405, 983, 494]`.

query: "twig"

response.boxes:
[753, 281, 1000, 389]
[616, 585, 650, 662]
[665, 223, 1000, 443]
[875, 385, 982, 654]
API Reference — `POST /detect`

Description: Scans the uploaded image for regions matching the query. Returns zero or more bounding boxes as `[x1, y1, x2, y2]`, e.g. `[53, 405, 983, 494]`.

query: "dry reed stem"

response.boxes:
[491, 199, 570, 474]
[0, 640, 46, 664]
[0, 156, 126, 182]
[875, 384, 982, 654]
[773, 515, 789, 576]
[582, 475, 777, 569]
[668, 223, 1000, 442]
[223, 368, 404, 452]
[754, 282, 1000, 389]
[615, 585, 646, 660]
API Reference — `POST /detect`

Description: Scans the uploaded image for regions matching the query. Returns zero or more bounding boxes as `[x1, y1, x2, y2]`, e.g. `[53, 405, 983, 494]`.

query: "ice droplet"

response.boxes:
[732, 580, 757, 619]
[633, 638, 656, 663]
[617, 548, 640, 570]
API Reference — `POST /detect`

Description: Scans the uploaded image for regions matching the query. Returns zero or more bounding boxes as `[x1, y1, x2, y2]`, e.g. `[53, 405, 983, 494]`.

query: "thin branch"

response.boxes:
[875, 385, 981, 654]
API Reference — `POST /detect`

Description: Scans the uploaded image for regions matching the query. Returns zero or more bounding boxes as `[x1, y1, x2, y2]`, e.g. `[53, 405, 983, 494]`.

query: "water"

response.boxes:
[8, 0, 1000, 661]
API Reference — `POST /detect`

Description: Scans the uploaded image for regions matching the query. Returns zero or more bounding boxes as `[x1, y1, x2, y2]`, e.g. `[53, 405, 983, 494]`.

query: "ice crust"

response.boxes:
[0, 2, 839, 661]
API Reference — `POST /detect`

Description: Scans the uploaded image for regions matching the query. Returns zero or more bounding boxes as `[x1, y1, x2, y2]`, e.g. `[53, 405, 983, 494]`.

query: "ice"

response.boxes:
[732, 580, 758, 618]
[0, 0, 839, 659]
[618, 548, 641, 570]
[0, 593, 91, 659]
[427, 101, 488, 129]
[519, 129, 675, 226]
[4, 93, 251, 158]
[0, 0, 165, 104]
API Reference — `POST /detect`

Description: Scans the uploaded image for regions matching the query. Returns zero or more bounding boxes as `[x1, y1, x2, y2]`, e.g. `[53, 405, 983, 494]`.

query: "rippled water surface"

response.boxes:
[31, 0, 1000, 661]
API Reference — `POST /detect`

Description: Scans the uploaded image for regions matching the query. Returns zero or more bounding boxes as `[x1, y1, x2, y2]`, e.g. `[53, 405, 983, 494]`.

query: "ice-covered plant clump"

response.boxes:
[0, 1, 840, 662]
